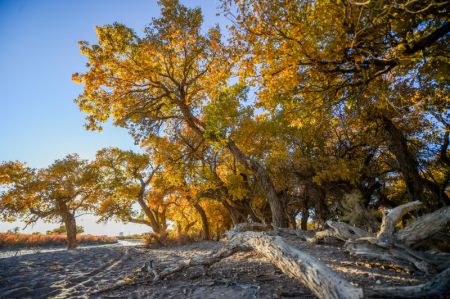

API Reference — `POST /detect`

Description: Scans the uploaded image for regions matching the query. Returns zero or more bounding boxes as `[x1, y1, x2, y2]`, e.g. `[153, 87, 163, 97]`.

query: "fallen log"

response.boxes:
[396, 206, 450, 248]
[345, 238, 434, 273]
[230, 231, 364, 299]
[364, 267, 450, 298]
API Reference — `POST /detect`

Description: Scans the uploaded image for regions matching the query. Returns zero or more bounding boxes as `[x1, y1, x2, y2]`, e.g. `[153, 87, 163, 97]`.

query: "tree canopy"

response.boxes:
[0, 154, 100, 248]
[1, 0, 448, 247]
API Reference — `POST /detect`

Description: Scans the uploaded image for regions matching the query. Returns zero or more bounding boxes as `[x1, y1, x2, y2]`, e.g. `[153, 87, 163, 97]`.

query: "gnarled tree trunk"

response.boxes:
[194, 202, 210, 240]
[62, 211, 77, 250]
[227, 140, 288, 228]
[222, 200, 244, 226]
[301, 205, 309, 230]
[56, 199, 77, 250]
[380, 115, 449, 206]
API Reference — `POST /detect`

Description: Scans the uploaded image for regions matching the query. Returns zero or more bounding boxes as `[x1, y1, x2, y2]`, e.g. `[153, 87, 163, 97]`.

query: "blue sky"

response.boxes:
[0, 0, 224, 235]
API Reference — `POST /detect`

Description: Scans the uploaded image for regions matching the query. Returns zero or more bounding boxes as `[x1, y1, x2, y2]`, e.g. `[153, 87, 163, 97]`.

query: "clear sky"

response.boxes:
[0, 0, 223, 235]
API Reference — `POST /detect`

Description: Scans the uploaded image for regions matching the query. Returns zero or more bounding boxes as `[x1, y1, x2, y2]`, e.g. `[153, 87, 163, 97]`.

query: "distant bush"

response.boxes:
[116, 234, 144, 240]
[46, 225, 85, 235]
[0, 233, 117, 249]
[6, 227, 20, 234]
[143, 230, 198, 248]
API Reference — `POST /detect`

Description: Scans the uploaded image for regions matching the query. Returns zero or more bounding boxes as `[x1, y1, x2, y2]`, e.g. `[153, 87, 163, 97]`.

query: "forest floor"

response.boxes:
[0, 231, 432, 298]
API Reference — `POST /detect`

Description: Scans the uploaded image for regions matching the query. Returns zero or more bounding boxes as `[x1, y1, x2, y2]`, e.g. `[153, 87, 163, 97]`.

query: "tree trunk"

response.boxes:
[222, 200, 243, 226]
[137, 196, 161, 234]
[300, 207, 309, 230]
[232, 232, 364, 299]
[313, 202, 437, 273]
[380, 115, 450, 206]
[194, 202, 210, 240]
[184, 220, 197, 234]
[56, 199, 77, 250]
[381, 116, 425, 201]
[62, 212, 77, 250]
[227, 140, 288, 228]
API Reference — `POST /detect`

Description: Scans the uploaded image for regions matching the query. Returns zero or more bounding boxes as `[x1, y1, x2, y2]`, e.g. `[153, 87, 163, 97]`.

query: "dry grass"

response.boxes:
[0, 233, 117, 249]
[143, 231, 198, 248]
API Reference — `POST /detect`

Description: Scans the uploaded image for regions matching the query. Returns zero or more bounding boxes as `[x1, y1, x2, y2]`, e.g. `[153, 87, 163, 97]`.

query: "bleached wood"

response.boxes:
[224, 222, 271, 238]
[396, 206, 450, 247]
[377, 201, 422, 245]
[307, 229, 337, 243]
[345, 238, 434, 273]
[229, 231, 364, 299]
[307, 221, 372, 243]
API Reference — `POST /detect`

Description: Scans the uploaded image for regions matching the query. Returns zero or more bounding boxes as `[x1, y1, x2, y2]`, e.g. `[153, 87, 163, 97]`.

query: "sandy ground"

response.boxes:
[0, 233, 432, 298]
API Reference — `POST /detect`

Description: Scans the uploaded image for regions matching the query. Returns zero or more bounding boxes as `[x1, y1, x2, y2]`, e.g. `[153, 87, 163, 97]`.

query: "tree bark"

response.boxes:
[232, 232, 364, 299]
[310, 200, 442, 273]
[222, 200, 243, 226]
[307, 221, 372, 243]
[193, 202, 210, 240]
[137, 195, 161, 233]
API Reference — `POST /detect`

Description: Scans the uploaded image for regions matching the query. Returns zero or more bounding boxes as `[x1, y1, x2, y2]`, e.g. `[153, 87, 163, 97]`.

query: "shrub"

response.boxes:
[0, 233, 117, 249]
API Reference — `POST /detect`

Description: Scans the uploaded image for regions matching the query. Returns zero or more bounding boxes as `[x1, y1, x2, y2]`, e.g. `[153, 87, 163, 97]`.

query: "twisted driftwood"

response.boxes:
[396, 206, 450, 247]
[311, 201, 450, 274]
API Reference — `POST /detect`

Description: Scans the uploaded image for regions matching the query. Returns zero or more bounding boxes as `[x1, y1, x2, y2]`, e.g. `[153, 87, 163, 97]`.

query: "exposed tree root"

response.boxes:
[153, 244, 244, 281]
